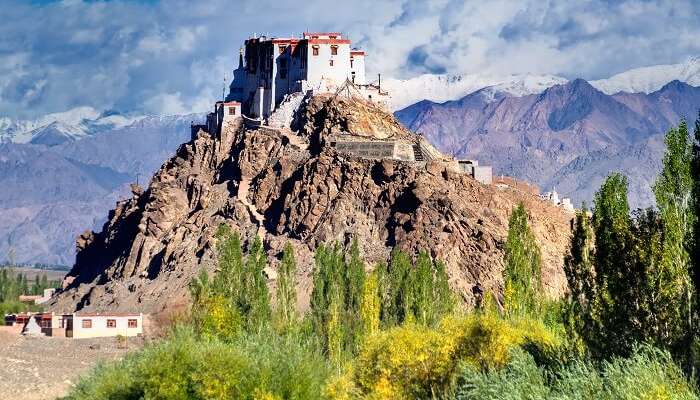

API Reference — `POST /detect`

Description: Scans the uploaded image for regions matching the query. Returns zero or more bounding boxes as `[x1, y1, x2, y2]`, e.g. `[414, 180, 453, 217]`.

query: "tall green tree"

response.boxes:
[654, 120, 694, 342]
[691, 112, 700, 321]
[359, 270, 381, 338]
[243, 236, 271, 330]
[275, 243, 298, 327]
[310, 243, 349, 354]
[591, 173, 637, 356]
[563, 205, 598, 348]
[503, 203, 542, 317]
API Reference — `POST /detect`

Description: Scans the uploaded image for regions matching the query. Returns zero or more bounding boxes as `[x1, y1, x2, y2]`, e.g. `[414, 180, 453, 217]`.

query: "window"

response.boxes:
[40, 319, 51, 329]
[312, 46, 319, 56]
[329, 59, 334, 66]
[228, 106, 236, 115]
[352, 71, 356, 83]
[107, 319, 116, 328]
[350, 58, 354, 68]
[82, 319, 92, 329]
[329, 35, 337, 39]
[128, 319, 138, 328]
[331, 45, 338, 55]
[278, 45, 286, 54]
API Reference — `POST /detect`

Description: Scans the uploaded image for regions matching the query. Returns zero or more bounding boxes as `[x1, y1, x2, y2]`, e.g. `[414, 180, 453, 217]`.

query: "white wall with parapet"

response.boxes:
[306, 43, 352, 91]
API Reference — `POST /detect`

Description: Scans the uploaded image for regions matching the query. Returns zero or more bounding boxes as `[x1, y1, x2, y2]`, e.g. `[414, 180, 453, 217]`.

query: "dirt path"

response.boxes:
[237, 177, 266, 239]
[0, 328, 143, 400]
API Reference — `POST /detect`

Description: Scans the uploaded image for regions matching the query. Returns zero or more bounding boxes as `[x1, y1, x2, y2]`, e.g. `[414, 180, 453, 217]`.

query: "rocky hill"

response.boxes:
[396, 80, 700, 209]
[49, 95, 573, 314]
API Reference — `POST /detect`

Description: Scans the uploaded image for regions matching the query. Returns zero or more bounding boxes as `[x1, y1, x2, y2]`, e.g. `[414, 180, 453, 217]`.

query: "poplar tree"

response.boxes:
[360, 271, 381, 337]
[691, 112, 700, 318]
[310, 243, 347, 353]
[244, 236, 271, 330]
[344, 238, 365, 350]
[386, 249, 414, 325]
[591, 173, 635, 355]
[503, 203, 542, 317]
[414, 251, 434, 325]
[275, 242, 298, 326]
[563, 206, 597, 351]
[654, 120, 694, 340]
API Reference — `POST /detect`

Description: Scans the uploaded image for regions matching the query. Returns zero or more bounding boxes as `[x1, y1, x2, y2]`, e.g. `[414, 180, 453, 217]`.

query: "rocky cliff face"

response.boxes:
[50, 95, 573, 314]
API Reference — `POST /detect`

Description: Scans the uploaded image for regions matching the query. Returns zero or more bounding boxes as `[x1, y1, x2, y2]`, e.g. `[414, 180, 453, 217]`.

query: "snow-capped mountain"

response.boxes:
[383, 57, 700, 111]
[0, 106, 145, 145]
[383, 73, 567, 111]
[592, 57, 700, 95]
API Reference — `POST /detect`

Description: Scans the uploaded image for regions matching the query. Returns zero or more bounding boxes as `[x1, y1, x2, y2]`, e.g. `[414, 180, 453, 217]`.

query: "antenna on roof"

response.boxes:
[223, 73, 227, 101]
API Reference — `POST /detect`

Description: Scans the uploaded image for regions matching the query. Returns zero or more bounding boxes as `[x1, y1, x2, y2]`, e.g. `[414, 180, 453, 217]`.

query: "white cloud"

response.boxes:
[0, 0, 698, 119]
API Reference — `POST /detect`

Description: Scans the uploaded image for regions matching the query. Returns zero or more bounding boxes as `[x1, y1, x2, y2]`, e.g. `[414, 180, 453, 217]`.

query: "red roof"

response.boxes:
[223, 101, 241, 106]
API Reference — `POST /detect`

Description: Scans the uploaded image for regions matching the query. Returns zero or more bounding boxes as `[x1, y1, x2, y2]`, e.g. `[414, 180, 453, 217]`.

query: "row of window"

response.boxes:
[279, 44, 339, 56]
[81, 319, 138, 329]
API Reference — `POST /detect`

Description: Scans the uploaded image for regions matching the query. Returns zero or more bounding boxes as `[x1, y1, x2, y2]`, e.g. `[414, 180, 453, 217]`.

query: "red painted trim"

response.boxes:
[350, 50, 366, 56]
[304, 32, 342, 37]
[307, 38, 351, 45]
[271, 38, 301, 44]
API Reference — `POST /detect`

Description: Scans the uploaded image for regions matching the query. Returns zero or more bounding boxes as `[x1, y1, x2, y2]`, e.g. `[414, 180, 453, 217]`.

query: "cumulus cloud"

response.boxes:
[0, 0, 699, 118]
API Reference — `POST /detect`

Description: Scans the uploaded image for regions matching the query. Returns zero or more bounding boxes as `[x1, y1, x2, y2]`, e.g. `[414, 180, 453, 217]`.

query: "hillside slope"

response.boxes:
[49, 95, 573, 314]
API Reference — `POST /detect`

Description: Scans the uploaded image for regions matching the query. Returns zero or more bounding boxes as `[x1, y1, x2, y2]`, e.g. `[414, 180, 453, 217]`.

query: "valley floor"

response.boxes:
[0, 327, 143, 400]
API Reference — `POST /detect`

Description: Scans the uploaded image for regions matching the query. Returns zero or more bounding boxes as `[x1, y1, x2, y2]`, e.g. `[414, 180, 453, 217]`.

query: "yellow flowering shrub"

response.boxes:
[330, 314, 562, 399]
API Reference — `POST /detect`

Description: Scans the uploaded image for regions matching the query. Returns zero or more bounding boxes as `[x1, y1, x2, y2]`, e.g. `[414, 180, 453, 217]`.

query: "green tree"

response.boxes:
[654, 120, 694, 344]
[275, 243, 298, 326]
[691, 112, 700, 320]
[563, 205, 597, 351]
[243, 236, 271, 330]
[310, 243, 346, 353]
[360, 270, 381, 338]
[503, 203, 542, 317]
[591, 174, 636, 355]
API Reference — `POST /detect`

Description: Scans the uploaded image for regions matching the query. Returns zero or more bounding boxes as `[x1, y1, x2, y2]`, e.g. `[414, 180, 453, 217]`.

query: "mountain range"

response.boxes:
[2, 57, 700, 265]
[385, 57, 700, 111]
[396, 79, 700, 209]
[0, 113, 199, 266]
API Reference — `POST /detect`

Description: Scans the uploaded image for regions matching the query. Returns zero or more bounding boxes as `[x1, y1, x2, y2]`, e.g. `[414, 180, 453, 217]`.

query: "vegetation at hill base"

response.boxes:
[0, 267, 58, 315]
[66, 113, 700, 400]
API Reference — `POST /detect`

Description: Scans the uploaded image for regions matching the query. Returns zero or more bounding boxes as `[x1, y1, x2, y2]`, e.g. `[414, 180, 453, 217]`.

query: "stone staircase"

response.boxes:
[412, 144, 424, 161]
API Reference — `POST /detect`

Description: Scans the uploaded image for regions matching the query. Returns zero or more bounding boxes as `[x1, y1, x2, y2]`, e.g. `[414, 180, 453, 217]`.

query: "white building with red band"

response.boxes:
[226, 32, 384, 119]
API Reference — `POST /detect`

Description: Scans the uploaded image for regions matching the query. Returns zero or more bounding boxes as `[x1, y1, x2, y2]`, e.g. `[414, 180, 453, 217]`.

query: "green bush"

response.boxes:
[455, 345, 698, 400]
[66, 326, 330, 400]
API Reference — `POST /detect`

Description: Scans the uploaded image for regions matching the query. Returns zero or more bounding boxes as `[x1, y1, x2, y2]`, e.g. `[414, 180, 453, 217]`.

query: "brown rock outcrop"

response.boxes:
[49, 96, 573, 314]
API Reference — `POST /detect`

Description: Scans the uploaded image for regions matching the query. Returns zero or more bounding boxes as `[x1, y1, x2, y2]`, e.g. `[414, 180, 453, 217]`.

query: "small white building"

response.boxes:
[541, 188, 575, 213]
[4, 312, 144, 338]
[67, 313, 143, 339]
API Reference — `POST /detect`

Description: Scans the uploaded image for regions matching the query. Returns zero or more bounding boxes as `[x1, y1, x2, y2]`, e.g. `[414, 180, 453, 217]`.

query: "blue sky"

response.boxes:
[1, 0, 699, 118]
